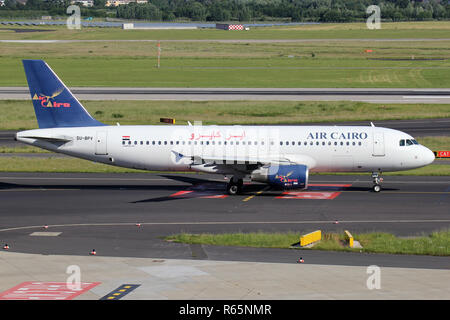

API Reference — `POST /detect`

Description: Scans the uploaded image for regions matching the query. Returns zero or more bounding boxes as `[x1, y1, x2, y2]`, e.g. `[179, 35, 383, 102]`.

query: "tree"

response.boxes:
[94, 0, 106, 8]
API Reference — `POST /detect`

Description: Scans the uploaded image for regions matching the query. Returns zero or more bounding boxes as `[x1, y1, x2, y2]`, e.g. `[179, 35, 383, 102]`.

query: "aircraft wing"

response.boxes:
[172, 151, 316, 168]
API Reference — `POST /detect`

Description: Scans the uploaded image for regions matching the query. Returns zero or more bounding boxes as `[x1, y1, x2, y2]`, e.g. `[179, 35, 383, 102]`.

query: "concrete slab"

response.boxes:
[0, 251, 448, 300]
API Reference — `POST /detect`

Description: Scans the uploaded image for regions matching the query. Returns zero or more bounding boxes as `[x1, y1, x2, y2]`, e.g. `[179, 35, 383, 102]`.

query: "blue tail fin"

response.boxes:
[22, 60, 105, 128]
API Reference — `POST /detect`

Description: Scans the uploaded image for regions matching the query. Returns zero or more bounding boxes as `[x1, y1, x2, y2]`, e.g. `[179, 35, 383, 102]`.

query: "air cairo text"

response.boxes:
[307, 132, 368, 140]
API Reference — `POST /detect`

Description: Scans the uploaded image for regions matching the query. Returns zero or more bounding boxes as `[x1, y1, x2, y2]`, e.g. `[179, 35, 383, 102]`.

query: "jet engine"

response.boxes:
[251, 164, 309, 189]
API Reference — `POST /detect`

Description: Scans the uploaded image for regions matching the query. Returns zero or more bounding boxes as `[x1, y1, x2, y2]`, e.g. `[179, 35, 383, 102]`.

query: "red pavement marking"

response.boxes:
[169, 187, 229, 199]
[276, 191, 342, 200]
[169, 183, 351, 199]
[170, 190, 193, 197]
[308, 184, 352, 187]
[0, 281, 100, 300]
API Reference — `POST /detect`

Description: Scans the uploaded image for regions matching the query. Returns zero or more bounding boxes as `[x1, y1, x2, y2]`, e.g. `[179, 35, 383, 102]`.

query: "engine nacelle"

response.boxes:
[251, 164, 309, 189]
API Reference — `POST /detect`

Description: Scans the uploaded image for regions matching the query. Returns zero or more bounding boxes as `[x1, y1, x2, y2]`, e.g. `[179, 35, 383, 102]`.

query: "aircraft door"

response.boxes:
[372, 131, 385, 156]
[95, 131, 108, 155]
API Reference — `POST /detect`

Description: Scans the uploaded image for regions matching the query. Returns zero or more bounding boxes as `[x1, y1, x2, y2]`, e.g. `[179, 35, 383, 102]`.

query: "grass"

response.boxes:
[0, 156, 146, 173]
[0, 24, 449, 88]
[1, 100, 450, 130]
[165, 229, 450, 256]
[1, 56, 449, 88]
[415, 136, 450, 151]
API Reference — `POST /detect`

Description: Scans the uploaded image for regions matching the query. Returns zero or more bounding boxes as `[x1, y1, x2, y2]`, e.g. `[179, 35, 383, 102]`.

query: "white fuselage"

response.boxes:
[16, 125, 435, 175]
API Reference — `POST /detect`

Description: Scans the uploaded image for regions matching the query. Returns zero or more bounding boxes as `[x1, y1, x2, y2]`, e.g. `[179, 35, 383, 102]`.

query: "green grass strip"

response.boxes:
[166, 230, 450, 256]
[1, 99, 450, 131]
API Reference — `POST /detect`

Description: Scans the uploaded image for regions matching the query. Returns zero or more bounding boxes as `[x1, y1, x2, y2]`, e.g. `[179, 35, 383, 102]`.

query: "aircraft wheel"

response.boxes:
[373, 184, 382, 193]
[227, 184, 240, 195]
[227, 178, 243, 195]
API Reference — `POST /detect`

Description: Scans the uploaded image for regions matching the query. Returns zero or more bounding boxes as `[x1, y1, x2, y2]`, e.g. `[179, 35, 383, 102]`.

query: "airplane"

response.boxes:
[16, 60, 435, 195]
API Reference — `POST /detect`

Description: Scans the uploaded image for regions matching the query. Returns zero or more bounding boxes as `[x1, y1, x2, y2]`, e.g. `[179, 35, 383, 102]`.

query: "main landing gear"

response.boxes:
[372, 171, 383, 192]
[226, 177, 244, 195]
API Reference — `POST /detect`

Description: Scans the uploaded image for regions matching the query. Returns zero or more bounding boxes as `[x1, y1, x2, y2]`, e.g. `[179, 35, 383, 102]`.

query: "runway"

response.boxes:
[2, 87, 450, 103]
[0, 172, 448, 269]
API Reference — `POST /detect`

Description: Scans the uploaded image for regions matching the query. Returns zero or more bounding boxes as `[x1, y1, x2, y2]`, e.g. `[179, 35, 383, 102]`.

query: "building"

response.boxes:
[105, 0, 147, 7]
[71, 0, 94, 7]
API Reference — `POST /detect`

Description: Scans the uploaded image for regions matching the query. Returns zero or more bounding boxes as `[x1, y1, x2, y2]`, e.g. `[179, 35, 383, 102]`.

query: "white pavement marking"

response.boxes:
[29, 232, 62, 237]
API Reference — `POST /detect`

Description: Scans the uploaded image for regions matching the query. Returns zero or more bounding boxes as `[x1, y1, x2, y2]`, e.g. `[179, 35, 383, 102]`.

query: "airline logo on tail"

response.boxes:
[32, 88, 71, 108]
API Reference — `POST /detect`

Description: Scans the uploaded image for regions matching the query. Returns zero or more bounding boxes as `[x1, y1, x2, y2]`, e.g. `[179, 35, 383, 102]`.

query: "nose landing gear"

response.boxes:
[372, 171, 383, 192]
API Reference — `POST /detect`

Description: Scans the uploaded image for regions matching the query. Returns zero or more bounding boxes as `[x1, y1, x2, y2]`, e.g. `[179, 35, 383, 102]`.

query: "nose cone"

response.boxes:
[422, 147, 435, 166]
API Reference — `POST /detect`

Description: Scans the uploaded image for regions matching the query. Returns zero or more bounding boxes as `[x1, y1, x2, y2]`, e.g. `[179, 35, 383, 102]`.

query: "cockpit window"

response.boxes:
[400, 139, 419, 146]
